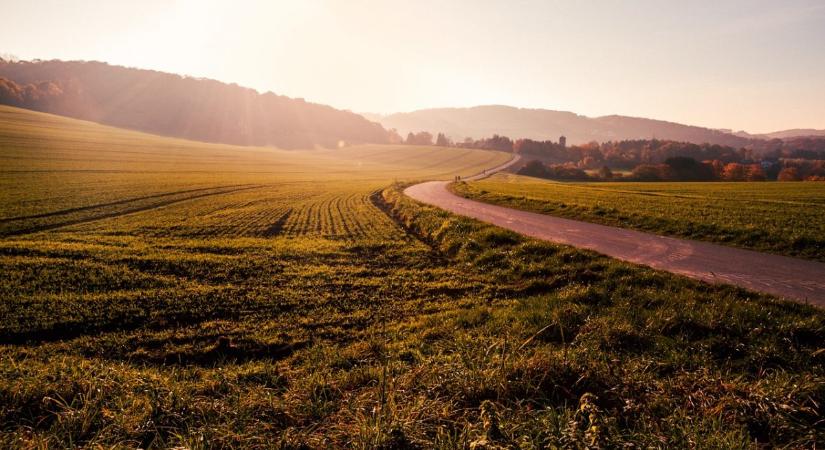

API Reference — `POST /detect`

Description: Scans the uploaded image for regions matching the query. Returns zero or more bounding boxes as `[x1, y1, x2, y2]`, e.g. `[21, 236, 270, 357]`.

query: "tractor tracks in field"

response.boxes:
[1, 185, 258, 223]
[1, 184, 265, 237]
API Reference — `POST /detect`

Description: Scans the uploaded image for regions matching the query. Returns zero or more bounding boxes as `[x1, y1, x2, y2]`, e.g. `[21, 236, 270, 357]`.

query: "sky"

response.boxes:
[2, 0, 824, 133]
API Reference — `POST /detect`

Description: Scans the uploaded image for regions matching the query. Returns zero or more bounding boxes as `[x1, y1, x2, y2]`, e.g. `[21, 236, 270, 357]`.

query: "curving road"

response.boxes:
[406, 156, 825, 306]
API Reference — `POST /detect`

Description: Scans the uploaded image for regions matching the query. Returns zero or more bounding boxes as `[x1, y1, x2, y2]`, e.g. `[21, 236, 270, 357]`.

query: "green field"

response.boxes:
[1, 106, 824, 448]
[453, 173, 825, 261]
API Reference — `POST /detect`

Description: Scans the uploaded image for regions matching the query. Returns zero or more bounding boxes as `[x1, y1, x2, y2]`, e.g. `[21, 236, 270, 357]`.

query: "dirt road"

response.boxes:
[405, 176, 825, 306]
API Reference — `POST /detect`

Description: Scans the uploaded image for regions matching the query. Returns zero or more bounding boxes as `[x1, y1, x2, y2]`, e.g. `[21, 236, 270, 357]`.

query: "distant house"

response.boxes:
[559, 135, 566, 148]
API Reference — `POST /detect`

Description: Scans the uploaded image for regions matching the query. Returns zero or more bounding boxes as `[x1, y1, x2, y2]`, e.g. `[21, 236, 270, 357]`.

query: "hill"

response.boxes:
[734, 128, 825, 140]
[0, 104, 508, 232]
[0, 59, 389, 149]
[374, 105, 754, 147]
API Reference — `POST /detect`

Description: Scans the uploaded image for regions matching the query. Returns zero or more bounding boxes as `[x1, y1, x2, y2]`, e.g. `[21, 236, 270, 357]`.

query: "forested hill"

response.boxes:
[0, 59, 389, 149]
[374, 105, 754, 147]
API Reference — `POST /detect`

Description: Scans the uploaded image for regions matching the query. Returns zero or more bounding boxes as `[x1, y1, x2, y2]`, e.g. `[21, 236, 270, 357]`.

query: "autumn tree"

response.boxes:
[578, 156, 598, 169]
[722, 163, 746, 181]
[777, 167, 801, 181]
[707, 159, 725, 179]
[745, 164, 766, 181]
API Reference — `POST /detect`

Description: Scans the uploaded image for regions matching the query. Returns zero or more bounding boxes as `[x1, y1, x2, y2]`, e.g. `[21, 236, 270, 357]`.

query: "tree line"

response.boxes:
[518, 157, 825, 182]
[397, 129, 825, 182]
[394, 130, 515, 152]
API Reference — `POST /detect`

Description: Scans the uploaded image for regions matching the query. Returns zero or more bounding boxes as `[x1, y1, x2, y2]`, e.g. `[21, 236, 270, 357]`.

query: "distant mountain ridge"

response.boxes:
[0, 59, 389, 149]
[733, 129, 825, 140]
[372, 105, 756, 147]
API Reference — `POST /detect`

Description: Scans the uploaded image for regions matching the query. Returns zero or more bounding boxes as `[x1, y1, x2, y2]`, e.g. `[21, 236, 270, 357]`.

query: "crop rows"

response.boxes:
[0, 184, 263, 236]
[279, 191, 398, 238]
[54, 183, 402, 240]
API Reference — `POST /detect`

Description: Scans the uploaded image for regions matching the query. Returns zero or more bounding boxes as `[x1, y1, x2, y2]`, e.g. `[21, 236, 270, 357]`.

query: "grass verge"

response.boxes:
[452, 173, 825, 261]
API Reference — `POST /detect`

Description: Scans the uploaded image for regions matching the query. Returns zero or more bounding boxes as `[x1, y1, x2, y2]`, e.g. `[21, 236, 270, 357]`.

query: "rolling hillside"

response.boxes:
[373, 105, 754, 147]
[0, 59, 389, 149]
[0, 104, 508, 232]
[1, 106, 823, 448]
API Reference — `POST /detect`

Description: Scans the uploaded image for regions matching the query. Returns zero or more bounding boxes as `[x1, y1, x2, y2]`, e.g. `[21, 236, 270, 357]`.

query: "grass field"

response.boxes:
[453, 173, 825, 261]
[1, 106, 824, 448]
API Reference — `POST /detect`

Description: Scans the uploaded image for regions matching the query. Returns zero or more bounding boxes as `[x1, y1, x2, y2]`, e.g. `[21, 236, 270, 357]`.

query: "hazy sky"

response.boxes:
[3, 0, 824, 132]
